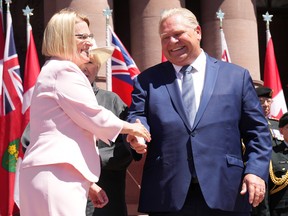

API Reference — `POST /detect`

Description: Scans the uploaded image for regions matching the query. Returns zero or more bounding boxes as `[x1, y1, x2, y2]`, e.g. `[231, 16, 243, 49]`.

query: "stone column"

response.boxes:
[44, 0, 113, 89]
[200, 0, 261, 81]
[129, 0, 185, 71]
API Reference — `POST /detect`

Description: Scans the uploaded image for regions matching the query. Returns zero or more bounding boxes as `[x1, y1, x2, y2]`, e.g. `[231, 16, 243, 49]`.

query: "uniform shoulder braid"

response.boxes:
[269, 113, 288, 195]
[269, 160, 288, 195]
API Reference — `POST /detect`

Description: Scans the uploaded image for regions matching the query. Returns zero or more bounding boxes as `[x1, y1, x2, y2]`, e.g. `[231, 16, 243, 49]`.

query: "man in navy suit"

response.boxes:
[126, 8, 272, 216]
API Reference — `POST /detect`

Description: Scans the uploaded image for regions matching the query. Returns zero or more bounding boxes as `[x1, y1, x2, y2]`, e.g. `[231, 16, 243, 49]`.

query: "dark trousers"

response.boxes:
[149, 183, 249, 216]
[271, 208, 288, 216]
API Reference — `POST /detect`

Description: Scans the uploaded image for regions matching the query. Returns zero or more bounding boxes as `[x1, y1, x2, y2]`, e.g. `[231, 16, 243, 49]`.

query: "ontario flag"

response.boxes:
[109, 26, 140, 107]
[220, 27, 231, 63]
[263, 28, 287, 119]
[0, 7, 23, 216]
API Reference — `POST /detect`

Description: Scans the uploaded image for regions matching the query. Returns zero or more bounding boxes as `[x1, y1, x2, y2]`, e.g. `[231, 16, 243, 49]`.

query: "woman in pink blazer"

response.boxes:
[19, 8, 150, 216]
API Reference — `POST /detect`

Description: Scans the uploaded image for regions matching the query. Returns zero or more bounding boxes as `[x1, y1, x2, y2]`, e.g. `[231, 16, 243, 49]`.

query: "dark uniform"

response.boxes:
[85, 84, 132, 216]
[253, 111, 288, 216]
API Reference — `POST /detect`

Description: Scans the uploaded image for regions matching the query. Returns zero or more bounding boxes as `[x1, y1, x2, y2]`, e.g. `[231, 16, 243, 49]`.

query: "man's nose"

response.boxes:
[169, 35, 180, 43]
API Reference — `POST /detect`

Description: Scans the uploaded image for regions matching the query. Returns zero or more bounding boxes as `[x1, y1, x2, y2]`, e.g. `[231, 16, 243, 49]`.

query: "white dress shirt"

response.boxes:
[173, 50, 206, 110]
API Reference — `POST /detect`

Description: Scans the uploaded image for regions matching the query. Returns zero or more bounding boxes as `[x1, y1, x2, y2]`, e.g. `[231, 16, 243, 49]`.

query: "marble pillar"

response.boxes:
[200, 0, 261, 81]
[129, 0, 185, 71]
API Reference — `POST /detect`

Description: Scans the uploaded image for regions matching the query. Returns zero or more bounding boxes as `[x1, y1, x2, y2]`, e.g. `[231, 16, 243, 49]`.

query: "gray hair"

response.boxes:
[159, 8, 199, 34]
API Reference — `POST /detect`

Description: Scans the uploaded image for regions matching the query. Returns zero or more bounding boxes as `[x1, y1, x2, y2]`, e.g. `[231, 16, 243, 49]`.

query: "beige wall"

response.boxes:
[130, 0, 185, 71]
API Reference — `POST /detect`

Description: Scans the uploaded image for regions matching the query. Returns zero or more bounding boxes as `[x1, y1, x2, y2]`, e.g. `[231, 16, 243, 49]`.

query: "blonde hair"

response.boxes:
[42, 8, 90, 60]
[159, 8, 199, 34]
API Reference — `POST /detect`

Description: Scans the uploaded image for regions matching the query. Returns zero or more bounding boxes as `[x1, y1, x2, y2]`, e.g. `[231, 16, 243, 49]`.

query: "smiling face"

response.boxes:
[73, 21, 93, 66]
[160, 14, 202, 66]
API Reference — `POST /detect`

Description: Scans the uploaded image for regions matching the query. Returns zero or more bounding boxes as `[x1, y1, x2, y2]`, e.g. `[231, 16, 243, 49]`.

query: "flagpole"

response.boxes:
[216, 9, 224, 60]
[216, 9, 224, 29]
[216, 8, 225, 58]
[6, 0, 10, 13]
[103, 7, 113, 91]
[23, 6, 34, 47]
[262, 12, 273, 44]
[0, 0, 3, 27]
[0, 0, 3, 104]
[216, 8, 231, 63]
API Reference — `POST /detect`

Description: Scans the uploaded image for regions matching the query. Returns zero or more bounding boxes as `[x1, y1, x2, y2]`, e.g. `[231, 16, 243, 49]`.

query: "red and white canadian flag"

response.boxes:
[263, 28, 287, 119]
[220, 28, 231, 63]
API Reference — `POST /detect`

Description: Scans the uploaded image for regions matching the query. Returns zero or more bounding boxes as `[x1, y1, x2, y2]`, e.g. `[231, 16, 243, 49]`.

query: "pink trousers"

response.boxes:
[19, 163, 91, 216]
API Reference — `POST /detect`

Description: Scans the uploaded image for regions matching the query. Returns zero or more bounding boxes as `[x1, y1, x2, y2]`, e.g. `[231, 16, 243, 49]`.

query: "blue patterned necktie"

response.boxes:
[180, 65, 196, 126]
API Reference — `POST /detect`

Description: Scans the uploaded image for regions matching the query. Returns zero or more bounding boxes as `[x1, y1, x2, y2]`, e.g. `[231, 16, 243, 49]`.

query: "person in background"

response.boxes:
[252, 87, 287, 216]
[255, 86, 280, 138]
[19, 8, 150, 216]
[126, 8, 272, 216]
[268, 112, 288, 215]
[254, 112, 288, 216]
[80, 50, 132, 216]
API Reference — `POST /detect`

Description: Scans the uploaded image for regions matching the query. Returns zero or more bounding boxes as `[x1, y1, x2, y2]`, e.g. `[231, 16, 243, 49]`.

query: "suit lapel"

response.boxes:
[163, 57, 220, 130]
[193, 55, 219, 129]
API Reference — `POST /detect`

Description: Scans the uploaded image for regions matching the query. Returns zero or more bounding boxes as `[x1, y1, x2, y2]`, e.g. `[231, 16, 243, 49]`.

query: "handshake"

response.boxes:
[124, 119, 150, 154]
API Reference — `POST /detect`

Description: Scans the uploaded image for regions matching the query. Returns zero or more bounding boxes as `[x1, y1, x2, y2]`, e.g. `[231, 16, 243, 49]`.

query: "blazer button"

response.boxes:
[190, 131, 196, 137]
[187, 157, 193, 161]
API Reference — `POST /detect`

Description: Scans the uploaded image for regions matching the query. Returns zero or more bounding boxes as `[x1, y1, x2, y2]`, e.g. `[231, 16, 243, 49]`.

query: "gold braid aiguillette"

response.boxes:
[269, 160, 288, 195]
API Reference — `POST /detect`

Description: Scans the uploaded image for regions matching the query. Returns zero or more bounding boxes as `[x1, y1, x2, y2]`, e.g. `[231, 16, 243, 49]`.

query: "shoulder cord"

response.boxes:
[269, 160, 288, 195]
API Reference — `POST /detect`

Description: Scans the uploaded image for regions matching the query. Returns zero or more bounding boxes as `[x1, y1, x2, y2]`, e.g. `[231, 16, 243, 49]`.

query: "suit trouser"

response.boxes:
[149, 183, 249, 216]
[20, 163, 91, 216]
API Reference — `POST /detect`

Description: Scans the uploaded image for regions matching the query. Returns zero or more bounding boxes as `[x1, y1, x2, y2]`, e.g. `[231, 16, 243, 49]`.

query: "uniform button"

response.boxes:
[187, 157, 193, 161]
[190, 131, 196, 137]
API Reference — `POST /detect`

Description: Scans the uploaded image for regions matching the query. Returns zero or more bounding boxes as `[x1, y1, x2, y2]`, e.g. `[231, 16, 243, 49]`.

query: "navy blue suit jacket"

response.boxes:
[127, 54, 272, 213]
